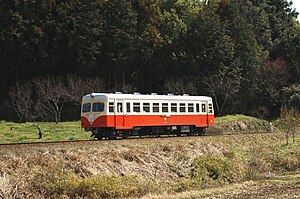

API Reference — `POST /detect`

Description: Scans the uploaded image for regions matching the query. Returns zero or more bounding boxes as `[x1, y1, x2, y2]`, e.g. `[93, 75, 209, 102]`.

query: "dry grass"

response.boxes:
[0, 133, 299, 198]
[0, 173, 18, 198]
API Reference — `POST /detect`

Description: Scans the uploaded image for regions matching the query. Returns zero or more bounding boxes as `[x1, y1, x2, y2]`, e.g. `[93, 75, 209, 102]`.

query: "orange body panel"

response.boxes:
[81, 114, 214, 130]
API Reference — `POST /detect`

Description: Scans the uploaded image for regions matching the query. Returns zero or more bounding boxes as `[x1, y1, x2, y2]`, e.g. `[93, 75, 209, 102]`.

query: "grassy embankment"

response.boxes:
[0, 115, 299, 198]
[0, 114, 272, 144]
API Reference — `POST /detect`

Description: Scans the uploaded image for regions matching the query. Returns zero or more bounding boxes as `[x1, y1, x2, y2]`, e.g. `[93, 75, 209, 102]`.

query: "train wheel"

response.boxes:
[187, 126, 195, 136]
[95, 134, 103, 140]
[197, 128, 206, 136]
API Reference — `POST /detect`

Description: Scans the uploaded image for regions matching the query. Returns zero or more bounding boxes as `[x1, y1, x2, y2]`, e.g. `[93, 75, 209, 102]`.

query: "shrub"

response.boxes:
[244, 146, 268, 180]
[191, 155, 240, 186]
[32, 171, 155, 198]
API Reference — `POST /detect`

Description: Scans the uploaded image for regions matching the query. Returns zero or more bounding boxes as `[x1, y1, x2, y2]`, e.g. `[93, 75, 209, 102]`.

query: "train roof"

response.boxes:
[82, 93, 213, 101]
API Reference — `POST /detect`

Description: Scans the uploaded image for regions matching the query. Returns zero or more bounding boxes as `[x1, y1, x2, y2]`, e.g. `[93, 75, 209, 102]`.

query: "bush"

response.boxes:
[191, 155, 241, 186]
[32, 171, 155, 198]
[245, 146, 268, 180]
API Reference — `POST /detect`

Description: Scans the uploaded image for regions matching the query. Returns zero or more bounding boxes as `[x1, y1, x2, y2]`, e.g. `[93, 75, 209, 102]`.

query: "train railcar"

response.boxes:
[81, 93, 214, 139]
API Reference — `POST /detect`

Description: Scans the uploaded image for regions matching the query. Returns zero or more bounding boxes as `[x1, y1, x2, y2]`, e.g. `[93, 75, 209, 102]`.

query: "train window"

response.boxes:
[188, 103, 194, 112]
[92, 102, 104, 112]
[208, 103, 213, 113]
[171, 103, 177, 112]
[126, 102, 130, 113]
[109, 102, 114, 113]
[153, 103, 159, 112]
[196, 103, 200, 112]
[82, 103, 91, 113]
[180, 103, 186, 112]
[202, 104, 206, 113]
[133, 102, 140, 112]
[162, 103, 168, 112]
[117, 102, 123, 113]
[143, 103, 150, 112]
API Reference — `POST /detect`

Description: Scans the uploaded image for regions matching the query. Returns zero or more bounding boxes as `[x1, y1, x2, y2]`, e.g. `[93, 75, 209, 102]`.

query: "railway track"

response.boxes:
[0, 131, 278, 148]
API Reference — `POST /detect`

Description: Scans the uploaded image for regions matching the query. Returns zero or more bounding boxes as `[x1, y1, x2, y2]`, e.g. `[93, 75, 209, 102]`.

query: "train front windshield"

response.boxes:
[82, 102, 105, 113]
[82, 103, 91, 113]
[92, 102, 105, 112]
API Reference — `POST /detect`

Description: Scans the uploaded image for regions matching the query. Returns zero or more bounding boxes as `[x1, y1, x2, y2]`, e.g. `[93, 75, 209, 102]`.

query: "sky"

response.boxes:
[291, 0, 300, 20]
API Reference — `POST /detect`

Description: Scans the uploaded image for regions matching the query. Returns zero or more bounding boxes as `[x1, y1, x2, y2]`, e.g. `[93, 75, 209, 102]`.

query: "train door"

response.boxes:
[115, 100, 124, 128]
[200, 101, 208, 126]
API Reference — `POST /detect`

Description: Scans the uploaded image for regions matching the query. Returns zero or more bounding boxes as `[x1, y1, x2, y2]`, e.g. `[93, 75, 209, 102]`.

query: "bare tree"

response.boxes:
[163, 76, 198, 95]
[34, 76, 67, 123]
[203, 73, 240, 116]
[120, 83, 136, 94]
[65, 74, 87, 105]
[8, 82, 33, 122]
[278, 106, 299, 145]
[65, 75, 107, 105]
[27, 96, 46, 139]
[8, 81, 45, 138]
[83, 76, 106, 94]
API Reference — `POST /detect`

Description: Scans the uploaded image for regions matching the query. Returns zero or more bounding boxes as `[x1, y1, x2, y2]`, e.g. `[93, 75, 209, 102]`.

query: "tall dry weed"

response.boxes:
[245, 146, 268, 180]
[0, 173, 18, 199]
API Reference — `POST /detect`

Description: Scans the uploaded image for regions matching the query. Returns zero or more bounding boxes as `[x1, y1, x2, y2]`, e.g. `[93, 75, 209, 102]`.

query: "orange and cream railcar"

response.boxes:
[81, 93, 214, 139]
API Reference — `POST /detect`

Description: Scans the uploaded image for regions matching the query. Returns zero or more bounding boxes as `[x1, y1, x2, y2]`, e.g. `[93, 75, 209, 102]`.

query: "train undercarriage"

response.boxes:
[87, 125, 206, 140]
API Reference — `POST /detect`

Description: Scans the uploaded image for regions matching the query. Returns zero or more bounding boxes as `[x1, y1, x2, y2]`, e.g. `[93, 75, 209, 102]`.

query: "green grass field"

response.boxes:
[0, 121, 90, 144]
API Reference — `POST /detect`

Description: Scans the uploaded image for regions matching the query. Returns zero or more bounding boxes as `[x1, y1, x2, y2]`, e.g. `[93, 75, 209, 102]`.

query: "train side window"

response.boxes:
[133, 102, 140, 112]
[208, 103, 213, 113]
[196, 103, 200, 113]
[117, 102, 123, 113]
[202, 104, 206, 113]
[143, 103, 150, 112]
[126, 102, 131, 113]
[171, 103, 177, 112]
[188, 103, 194, 112]
[162, 103, 168, 112]
[180, 103, 186, 112]
[92, 102, 104, 112]
[153, 103, 159, 112]
[109, 102, 114, 113]
[82, 103, 91, 113]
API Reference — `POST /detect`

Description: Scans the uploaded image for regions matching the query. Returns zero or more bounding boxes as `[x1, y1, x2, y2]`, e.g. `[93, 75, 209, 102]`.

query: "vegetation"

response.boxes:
[0, 132, 299, 198]
[276, 106, 300, 144]
[0, 114, 275, 144]
[0, 114, 299, 198]
[1, 0, 300, 121]
[0, 121, 89, 144]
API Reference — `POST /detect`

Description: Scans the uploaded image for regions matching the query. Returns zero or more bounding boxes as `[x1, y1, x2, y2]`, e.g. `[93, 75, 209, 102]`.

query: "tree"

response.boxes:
[65, 74, 106, 105]
[281, 84, 300, 110]
[261, 0, 300, 83]
[34, 76, 68, 123]
[218, 0, 266, 116]
[8, 80, 46, 138]
[278, 106, 299, 145]
[163, 76, 199, 95]
[181, 6, 242, 115]
[131, 0, 163, 92]
[203, 65, 241, 116]
[8, 82, 33, 123]
[101, 0, 139, 91]
[70, 0, 104, 74]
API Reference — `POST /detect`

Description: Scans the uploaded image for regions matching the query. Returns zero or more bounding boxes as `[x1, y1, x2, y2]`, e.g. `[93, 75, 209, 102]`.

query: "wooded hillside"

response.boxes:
[1, 0, 300, 121]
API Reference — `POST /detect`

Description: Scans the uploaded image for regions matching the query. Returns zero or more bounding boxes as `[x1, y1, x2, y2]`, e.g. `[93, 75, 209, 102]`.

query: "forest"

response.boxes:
[0, 0, 300, 121]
